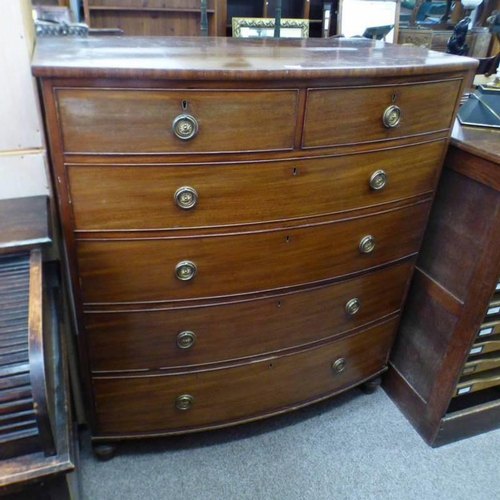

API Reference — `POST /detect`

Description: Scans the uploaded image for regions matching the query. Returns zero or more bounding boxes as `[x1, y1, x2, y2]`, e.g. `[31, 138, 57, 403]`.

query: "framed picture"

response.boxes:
[232, 17, 309, 38]
[338, 0, 400, 43]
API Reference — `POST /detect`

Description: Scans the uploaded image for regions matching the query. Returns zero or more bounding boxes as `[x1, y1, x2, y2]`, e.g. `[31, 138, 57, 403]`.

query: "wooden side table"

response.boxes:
[385, 121, 500, 447]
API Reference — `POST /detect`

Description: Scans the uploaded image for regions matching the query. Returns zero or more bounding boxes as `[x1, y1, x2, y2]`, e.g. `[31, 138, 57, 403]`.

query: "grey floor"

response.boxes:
[79, 388, 500, 500]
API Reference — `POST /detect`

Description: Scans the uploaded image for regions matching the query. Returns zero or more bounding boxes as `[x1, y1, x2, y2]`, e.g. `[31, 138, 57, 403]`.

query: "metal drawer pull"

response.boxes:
[359, 235, 375, 254]
[177, 331, 196, 349]
[332, 358, 347, 374]
[173, 114, 199, 140]
[382, 105, 401, 128]
[345, 298, 361, 316]
[175, 261, 197, 281]
[369, 170, 387, 190]
[175, 394, 194, 411]
[174, 186, 198, 210]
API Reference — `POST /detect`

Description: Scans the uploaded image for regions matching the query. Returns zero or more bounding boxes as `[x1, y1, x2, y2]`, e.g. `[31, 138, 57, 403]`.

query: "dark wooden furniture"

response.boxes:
[0, 197, 80, 499]
[32, 36, 475, 455]
[385, 121, 500, 447]
[83, 0, 227, 37]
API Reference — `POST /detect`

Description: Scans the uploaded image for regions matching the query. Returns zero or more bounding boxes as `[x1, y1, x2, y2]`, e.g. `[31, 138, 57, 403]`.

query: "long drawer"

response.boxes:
[68, 141, 444, 231]
[303, 79, 461, 148]
[92, 318, 397, 435]
[56, 88, 298, 154]
[77, 201, 430, 303]
[86, 260, 412, 372]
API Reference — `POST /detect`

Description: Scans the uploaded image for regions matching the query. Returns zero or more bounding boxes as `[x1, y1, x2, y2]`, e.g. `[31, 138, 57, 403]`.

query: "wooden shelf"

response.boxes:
[89, 6, 215, 14]
[83, 0, 226, 36]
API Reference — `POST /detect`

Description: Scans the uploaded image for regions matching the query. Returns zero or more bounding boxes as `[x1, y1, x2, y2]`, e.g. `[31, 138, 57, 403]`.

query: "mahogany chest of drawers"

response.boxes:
[32, 36, 476, 452]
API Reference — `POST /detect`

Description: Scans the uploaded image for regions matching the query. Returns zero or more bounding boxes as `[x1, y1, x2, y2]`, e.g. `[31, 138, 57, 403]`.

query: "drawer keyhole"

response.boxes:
[181, 99, 188, 111]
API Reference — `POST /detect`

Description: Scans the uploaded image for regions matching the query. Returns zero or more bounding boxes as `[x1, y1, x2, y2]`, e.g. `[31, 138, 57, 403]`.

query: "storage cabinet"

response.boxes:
[32, 36, 475, 453]
[385, 122, 500, 446]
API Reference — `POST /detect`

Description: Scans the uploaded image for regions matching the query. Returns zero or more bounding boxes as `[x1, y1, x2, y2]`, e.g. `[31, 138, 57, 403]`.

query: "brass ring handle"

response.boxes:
[175, 261, 197, 281]
[345, 298, 361, 316]
[177, 330, 197, 349]
[332, 358, 347, 374]
[172, 114, 199, 140]
[175, 394, 194, 411]
[174, 186, 198, 210]
[382, 105, 401, 128]
[369, 170, 387, 191]
[359, 235, 375, 254]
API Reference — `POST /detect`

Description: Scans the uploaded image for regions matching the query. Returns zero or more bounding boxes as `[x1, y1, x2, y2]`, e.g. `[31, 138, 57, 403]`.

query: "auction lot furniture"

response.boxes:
[32, 36, 475, 456]
[385, 121, 500, 447]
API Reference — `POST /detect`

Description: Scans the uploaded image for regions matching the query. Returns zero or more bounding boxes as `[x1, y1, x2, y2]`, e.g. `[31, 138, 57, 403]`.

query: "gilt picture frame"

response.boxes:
[232, 17, 310, 38]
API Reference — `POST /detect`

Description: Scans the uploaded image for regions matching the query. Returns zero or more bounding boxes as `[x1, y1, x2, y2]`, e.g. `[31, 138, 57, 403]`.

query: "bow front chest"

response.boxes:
[32, 37, 476, 447]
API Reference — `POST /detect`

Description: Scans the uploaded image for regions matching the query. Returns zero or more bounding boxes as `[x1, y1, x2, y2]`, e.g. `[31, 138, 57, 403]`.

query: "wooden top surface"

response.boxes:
[32, 36, 477, 80]
[451, 120, 500, 165]
[0, 197, 51, 254]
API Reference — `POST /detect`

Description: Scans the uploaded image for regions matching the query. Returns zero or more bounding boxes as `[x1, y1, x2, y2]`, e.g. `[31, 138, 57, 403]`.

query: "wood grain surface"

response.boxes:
[86, 260, 412, 372]
[67, 141, 445, 231]
[76, 201, 430, 304]
[92, 318, 398, 435]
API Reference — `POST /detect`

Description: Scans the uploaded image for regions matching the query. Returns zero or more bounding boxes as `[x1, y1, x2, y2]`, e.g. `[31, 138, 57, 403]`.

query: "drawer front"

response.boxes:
[77, 201, 430, 303]
[86, 260, 412, 372]
[455, 367, 500, 397]
[477, 320, 500, 339]
[303, 79, 461, 148]
[93, 318, 397, 434]
[463, 353, 500, 376]
[68, 141, 444, 231]
[469, 335, 500, 357]
[57, 89, 298, 154]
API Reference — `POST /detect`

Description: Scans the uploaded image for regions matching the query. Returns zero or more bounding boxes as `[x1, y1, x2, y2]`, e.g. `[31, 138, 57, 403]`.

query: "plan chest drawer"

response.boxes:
[33, 36, 475, 443]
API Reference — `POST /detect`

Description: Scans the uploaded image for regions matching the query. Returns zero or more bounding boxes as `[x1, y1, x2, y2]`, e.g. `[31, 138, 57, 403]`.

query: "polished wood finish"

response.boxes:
[33, 37, 475, 444]
[385, 121, 500, 446]
[77, 201, 430, 304]
[0, 197, 50, 255]
[93, 318, 398, 436]
[57, 88, 298, 154]
[303, 79, 462, 148]
[68, 141, 444, 231]
[31, 37, 475, 81]
[86, 261, 412, 372]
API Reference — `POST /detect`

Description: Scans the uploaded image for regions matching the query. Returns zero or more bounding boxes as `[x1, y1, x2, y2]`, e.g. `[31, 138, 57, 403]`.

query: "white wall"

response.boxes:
[0, 0, 50, 200]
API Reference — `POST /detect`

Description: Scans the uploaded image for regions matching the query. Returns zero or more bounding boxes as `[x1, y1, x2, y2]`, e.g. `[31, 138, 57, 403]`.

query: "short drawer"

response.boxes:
[68, 141, 444, 231]
[485, 294, 500, 318]
[92, 318, 397, 434]
[56, 88, 298, 154]
[476, 320, 500, 339]
[303, 79, 462, 148]
[86, 260, 412, 372]
[455, 367, 500, 397]
[463, 352, 500, 376]
[469, 334, 500, 357]
[77, 201, 430, 303]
